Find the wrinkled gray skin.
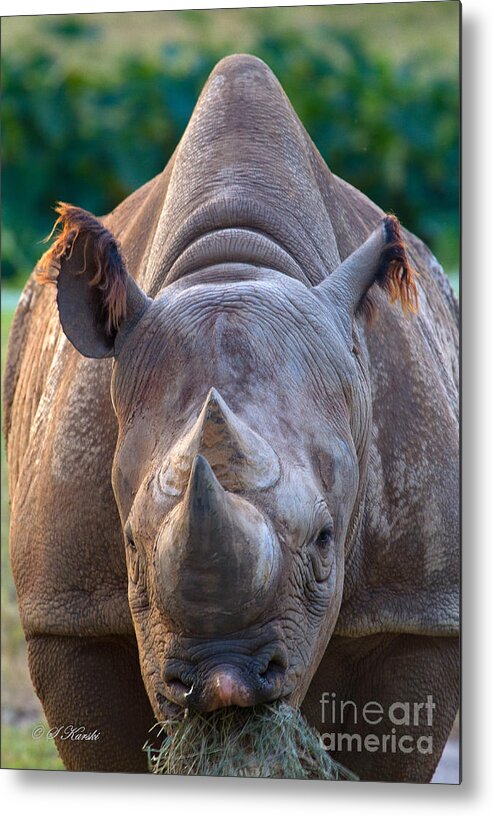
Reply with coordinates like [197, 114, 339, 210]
[3, 56, 459, 780]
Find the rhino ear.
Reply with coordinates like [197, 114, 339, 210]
[36, 203, 151, 358]
[314, 215, 418, 338]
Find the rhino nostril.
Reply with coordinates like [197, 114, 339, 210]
[163, 665, 194, 702]
[258, 651, 288, 684]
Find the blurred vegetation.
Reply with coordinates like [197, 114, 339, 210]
[1, 723, 64, 771]
[2, 4, 459, 289]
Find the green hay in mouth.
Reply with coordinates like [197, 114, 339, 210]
[144, 702, 358, 780]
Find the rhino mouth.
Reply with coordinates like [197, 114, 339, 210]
[150, 631, 291, 716]
[162, 653, 288, 713]
[155, 692, 183, 721]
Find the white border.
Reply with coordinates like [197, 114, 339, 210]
[2, 0, 493, 813]
[1, 0, 451, 17]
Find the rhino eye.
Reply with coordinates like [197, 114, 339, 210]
[315, 524, 334, 550]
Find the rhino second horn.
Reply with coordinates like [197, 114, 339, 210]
[158, 388, 280, 496]
[157, 454, 280, 633]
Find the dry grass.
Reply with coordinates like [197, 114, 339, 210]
[145, 702, 357, 780]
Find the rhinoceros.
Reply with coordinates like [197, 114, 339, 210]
[3, 54, 459, 781]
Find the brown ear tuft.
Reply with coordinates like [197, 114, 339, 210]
[357, 215, 419, 325]
[36, 202, 127, 334]
[377, 214, 419, 313]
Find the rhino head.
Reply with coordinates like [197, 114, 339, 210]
[37, 201, 416, 719]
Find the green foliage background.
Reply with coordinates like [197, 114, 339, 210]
[2, 3, 459, 290]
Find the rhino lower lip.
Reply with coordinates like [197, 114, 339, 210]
[155, 692, 183, 720]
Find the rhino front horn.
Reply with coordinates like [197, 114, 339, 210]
[157, 454, 280, 634]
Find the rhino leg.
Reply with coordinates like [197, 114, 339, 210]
[27, 635, 155, 772]
[302, 633, 459, 783]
